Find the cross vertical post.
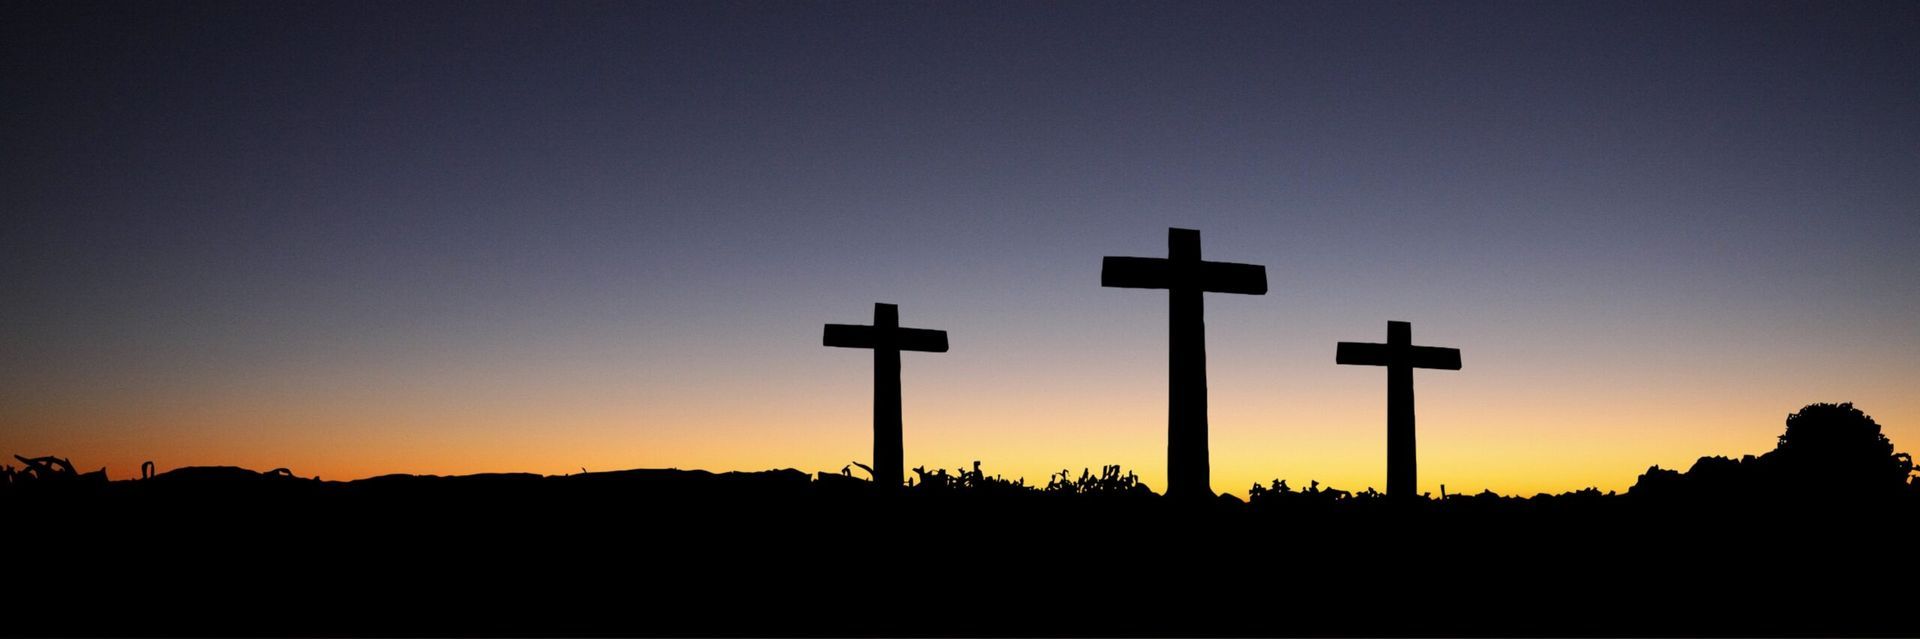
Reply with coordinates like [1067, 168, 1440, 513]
[1387, 321, 1415, 499]
[871, 304, 902, 490]
[1166, 230, 1208, 500]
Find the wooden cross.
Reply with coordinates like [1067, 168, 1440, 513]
[823, 303, 949, 489]
[1336, 320, 1461, 500]
[1102, 228, 1267, 498]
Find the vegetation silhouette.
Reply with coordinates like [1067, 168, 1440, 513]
[5, 402, 1916, 636]
[1629, 402, 1917, 506]
[1047, 464, 1153, 497]
[9, 454, 107, 483]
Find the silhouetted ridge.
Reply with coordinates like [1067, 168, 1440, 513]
[151, 466, 311, 481]
[5, 403, 1917, 635]
[564, 467, 810, 484]
[358, 471, 544, 482]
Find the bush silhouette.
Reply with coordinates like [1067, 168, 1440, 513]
[1045, 465, 1151, 496]
[1630, 402, 1914, 502]
[1767, 402, 1912, 492]
[1246, 478, 1381, 508]
[910, 461, 1031, 496]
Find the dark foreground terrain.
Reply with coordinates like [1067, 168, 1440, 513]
[6, 463, 1916, 637]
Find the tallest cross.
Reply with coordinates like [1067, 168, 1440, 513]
[1102, 228, 1268, 499]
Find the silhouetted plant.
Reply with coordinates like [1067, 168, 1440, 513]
[1767, 402, 1911, 491]
[9, 454, 106, 482]
[1044, 465, 1149, 496]
[1247, 479, 1380, 507]
[1903, 452, 1919, 495]
[1629, 402, 1913, 502]
[910, 461, 1029, 495]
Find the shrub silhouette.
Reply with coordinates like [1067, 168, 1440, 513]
[1630, 402, 1914, 502]
[8, 454, 107, 483]
[910, 461, 1030, 496]
[1044, 465, 1151, 496]
[1767, 402, 1912, 492]
[1246, 478, 1380, 507]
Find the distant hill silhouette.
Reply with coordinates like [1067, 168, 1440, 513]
[4, 402, 1916, 635]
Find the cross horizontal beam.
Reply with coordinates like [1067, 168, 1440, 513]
[1335, 343, 1461, 370]
[1101, 257, 1267, 295]
[823, 325, 949, 353]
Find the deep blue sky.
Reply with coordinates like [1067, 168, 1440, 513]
[4, 1, 1917, 491]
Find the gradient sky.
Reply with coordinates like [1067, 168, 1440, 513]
[5, 0, 1917, 496]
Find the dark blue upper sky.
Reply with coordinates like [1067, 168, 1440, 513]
[4, 1, 1917, 489]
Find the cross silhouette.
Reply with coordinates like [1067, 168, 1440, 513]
[1336, 320, 1461, 500]
[1102, 228, 1267, 498]
[823, 303, 948, 489]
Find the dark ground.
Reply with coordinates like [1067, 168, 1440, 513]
[6, 465, 1914, 637]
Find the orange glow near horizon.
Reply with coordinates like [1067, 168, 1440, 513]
[9, 331, 1916, 498]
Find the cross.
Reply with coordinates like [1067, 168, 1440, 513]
[1336, 320, 1461, 500]
[1102, 228, 1267, 499]
[823, 303, 949, 489]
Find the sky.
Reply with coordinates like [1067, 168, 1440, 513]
[4, 0, 1918, 496]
